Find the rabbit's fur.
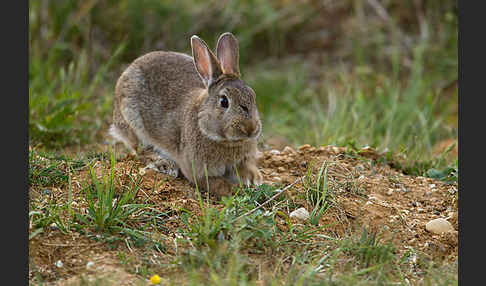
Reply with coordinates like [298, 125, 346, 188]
[109, 32, 263, 198]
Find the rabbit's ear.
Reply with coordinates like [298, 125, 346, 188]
[216, 32, 241, 77]
[191, 35, 223, 88]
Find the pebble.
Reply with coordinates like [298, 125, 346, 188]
[282, 146, 297, 155]
[86, 261, 95, 270]
[386, 189, 394, 196]
[289, 207, 310, 221]
[269, 149, 281, 155]
[298, 144, 311, 151]
[55, 260, 63, 268]
[49, 223, 58, 230]
[425, 218, 454, 234]
[284, 157, 295, 164]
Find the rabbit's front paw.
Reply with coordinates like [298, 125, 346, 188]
[140, 147, 179, 177]
[239, 163, 263, 187]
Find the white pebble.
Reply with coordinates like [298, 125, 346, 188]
[282, 146, 296, 154]
[289, 207, 310, 221]
[269, 149, 281, 155]
[425, 218, 454, 234]
[86, 261, 95, 270]
[55, 260, 63, 268]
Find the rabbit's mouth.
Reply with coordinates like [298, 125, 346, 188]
[198, 119, 260, 144]
[222, 123, 261, 143]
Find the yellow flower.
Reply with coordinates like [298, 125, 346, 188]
[150, 274, 161, 285]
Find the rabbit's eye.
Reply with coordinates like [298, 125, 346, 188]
[240, 105, 249, 113]
[220, 95, 229, 109]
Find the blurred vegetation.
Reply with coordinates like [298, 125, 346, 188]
[29, 0, 457, 175]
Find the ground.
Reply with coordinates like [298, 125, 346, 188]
[29, 143, 457, 285]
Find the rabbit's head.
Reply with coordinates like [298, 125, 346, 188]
[191, 33, 261, 143]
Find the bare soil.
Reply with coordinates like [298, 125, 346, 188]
[29, 144, 458, 285]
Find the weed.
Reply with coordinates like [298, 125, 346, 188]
[77, 148, 146, 233]
[302, 161, 334, 226]
[341, 227, 396, 269]
[29, 148, 70, 188]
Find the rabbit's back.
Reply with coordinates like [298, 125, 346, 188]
[129, 51, 204, 105]
[115, 51, 204, 152]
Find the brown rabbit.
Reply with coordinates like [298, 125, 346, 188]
[109, 32, 263, 198]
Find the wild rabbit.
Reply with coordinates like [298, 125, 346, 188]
[109, 32, 263, 198]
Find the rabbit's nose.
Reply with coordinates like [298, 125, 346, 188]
[243, 120, 257, 137]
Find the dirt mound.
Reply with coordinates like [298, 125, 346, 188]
[29, 144, 458, 284]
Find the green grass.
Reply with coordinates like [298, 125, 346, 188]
[302, 161, 334, 226]
[78, 148, 146, 233]
[248, 44, 455, 161]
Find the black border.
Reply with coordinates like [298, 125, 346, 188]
[459, 0, 480, 285]
[5, 0, 29, 283]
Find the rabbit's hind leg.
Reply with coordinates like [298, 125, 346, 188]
[108, 123, 138, 156]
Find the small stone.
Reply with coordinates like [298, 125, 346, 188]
[425, 218, 454, 234]
[332, 146, 340, 153]
[284, 157, 295, 164]
[49, 223, 58, 230]
[386, 189, 394, 196]
[269, 149, 281, 155]
[289, 207, 310, 221]
[55, 260, 63, 268]
[298, 144, 311, 151]
[86, 261, 95, 270]
[429, 184, 436, 189]
[282, 146, 297, 155]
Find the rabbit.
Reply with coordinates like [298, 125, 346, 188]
[109, 32, 263, 199]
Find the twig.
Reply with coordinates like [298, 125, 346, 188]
[234, 177, 302, 221]
[366, 0, 391, 22]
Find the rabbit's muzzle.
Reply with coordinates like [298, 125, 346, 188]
[240, 119, 259, 138]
